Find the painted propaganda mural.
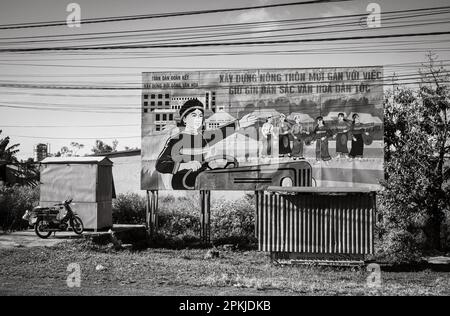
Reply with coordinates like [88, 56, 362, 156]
[141, 67, 384, 191]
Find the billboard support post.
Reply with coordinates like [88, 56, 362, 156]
[200, 190, 211, 245]
[254, 191, 259, 239]
[146, 190, 159, 237]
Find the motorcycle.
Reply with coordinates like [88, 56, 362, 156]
[22, 199, 84, 239]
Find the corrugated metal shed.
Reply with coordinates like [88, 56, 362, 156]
[256, 187, 377, 258]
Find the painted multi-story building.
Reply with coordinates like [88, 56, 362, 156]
[153, 109, 177, 132]
[142, 92, 171, 113]
[142, 91, 220, 132]
[170, 96, 207, 111]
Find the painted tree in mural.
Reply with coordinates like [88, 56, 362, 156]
[381, 53, 450, 262]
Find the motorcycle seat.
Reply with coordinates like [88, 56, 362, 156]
[33, 206, 49, 211]
[33, 207, 59, 214]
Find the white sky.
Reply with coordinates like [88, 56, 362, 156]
[0, 0, 449, 159]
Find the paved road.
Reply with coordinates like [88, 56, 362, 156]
[0, 230, 82, 249]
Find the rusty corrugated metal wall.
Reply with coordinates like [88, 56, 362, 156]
[256, 192, 375, 255]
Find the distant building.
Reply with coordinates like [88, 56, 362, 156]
[34, 143, 49, 162]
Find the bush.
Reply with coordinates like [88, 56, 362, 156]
[376, 227, 423, 264]
[112, 193, 146, 225]
[379, 74, 450, 262]
[112, 192, 256, 248]
[210, 195, 256, 244]
[0, 184, 39, 232]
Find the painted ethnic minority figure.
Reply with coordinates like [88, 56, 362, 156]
[261, 117, 274, 158]
[290, 115, 309, 160]
[156, 99, 256, 189]
[349, 113, 370, 159]
[278, 113, 291, 157]
[313, 116, 333, 162]
[334, 112, 351, 158]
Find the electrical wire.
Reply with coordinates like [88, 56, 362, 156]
[1, 30, 450, 53]
[0, 0, 353, 30]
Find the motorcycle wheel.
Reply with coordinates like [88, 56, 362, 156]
[71, 216, 84, 235]
[35, 219, 52, 239]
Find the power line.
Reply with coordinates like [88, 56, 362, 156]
[0, 78, 446, 114]
[0, 70, 440, 87]
[0, 69, 447, 91]
[5, 39, 450, 62]
[3, 10, 449, 47]
[1, 30, 450, 52]
[7, 134, 140, 139]
[0, 0, 353, 30]
[4, 19, 450, 51]
[0, 124, 138, 128]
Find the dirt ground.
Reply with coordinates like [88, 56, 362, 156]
[0, 239, 448, 296]
[0, 230, 82, 249]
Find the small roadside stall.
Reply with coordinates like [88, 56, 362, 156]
[40, 157, 115, 231]
[256, 187, 377, 263]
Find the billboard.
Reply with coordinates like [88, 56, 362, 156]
[141, 67, 384, 191]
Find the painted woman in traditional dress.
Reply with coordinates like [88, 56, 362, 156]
[313, 116, 333, 162]
[334, 112, 350, 158]
[278, 113, 291, 157]
[290, 115, 309, 160]
[261, 117, 274, 158]
[349, 113, 370, 159]
[155, 99, 257, 189]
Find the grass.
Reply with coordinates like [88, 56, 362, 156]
[0, 239, 448, 296]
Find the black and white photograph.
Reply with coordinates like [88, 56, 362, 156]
[0, 0, 449, 301]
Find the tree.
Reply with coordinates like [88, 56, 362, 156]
[0, 130, 19, 163]
[56, 142, 85, 157]
[0, 132, 38, 186]
[418, 53, 450, 251]
[380, 53, 450, 261]
[91, 139, 118, 154]
[70, 142, 85, 156]
[59, 146, 72, 157]
[0, 131, 20, 183]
